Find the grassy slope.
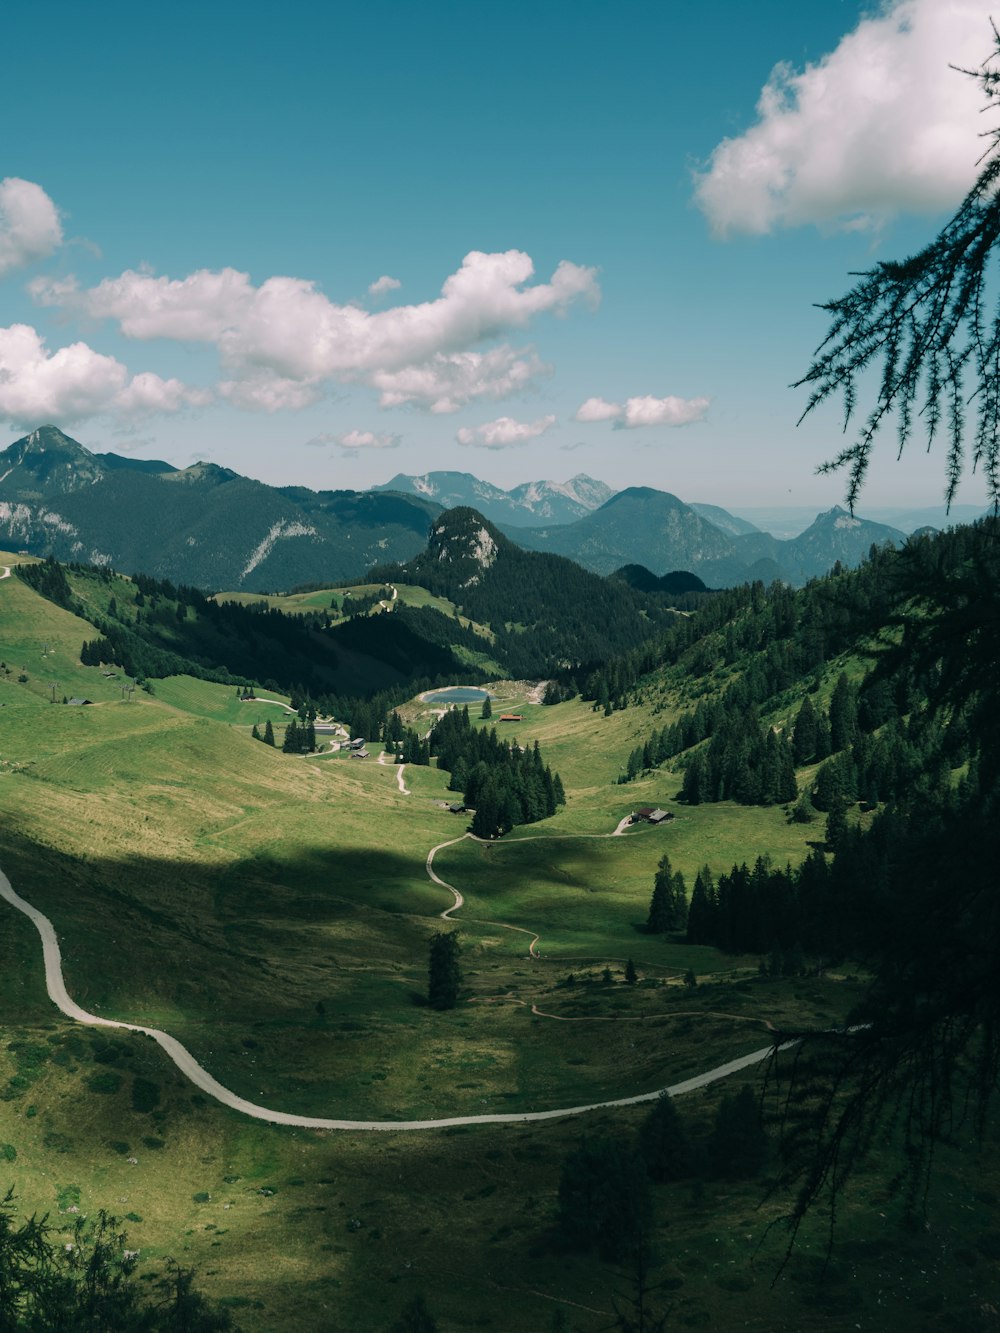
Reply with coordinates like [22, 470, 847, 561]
[1, 569, 992, 1331]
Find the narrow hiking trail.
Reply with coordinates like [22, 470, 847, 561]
[377, 751, 410, 793]
[0, 812, 793, 1131]
[426, 815, 634, 959]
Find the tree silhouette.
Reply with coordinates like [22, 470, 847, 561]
[772, 26, 1000, 1245]
[794, 30, 1000, 510]
[427, 931, 462, 1010]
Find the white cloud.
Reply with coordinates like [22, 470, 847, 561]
[695, 0, 992, 235]
[370, 346, 548, 413]
[217, 371, 321, 412]
[335, 429, 400, 450]
[0, 178, 63, 277]
[573, 393, 710, 428]
[368, 274, 401, 297]
[574, 396, 622, 422]
[619, 394, 710, 428]
[0, 323, 207, 427]
[456, 414, 557, 449]
[35, 249, 599, 413]
[32, 266, 254, 340]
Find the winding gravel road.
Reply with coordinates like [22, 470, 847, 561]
[0, 612, 786, 1130]
[0, 858, 790, 1130]
[0, 857, 789, 1129]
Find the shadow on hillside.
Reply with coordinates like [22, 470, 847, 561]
[0, 829, 454, 1021]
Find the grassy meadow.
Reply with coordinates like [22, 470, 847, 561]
[2, 561, 992, 1330]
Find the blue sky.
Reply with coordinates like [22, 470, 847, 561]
[1, 0, 994, 509]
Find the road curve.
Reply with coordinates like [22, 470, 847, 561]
[0, 860, 789, 1129]
[429, 832, 543, 956]
[0, 565, 11, 579]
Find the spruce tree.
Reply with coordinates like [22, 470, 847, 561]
[390, 1294, 438, 1333]
[792, 695, 818, 765]
[706, 1085, 769, 1180]
[686, 867, 716, 944]
[557, 1138, 651, 1261]
[263, 719, 275, 746]
[646, 857, 673, 933]
[829, 673, 858, 752]
[480, 695, 492, 720]
[638, 1091, 690, 1182]
[427, 932, 462, 1010]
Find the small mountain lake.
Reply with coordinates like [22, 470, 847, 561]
[421, 686, 491, 704]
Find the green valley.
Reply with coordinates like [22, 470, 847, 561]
[1, 529, 998, 1331]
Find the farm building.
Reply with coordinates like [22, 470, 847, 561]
[67, 697, 94, 706]
[498, 713, 523, 722]
[631, 807, 672, 825]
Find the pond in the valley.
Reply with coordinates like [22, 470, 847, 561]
[421, 686, 491, 704]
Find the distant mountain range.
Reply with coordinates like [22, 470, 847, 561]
[372, 470, 615, 526]
[0, 427, 953, 591]
[0, 427, 438, 589]
[508, 487, 909, 586]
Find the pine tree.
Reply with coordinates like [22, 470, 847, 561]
[427, 932, 462, 1010]
[638, 1091, 690, 1182]
[645, 858, 673, 933]
[829, 673, 858, 752]
[706, 1084, 769, 1180]
[686, 867, 716, 944]
[282, 719, 299, 753]
[251, 723, 260, 741]
[557, 1138, 651, 1261]
[480, 695, 492, 720]
[792, 695, 818, 765]
[390, 1294, 439, 1333]
[263, 719, 275, 746]
[624, 958, 638, 985]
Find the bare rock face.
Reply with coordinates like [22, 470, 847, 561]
[374, 470, 615, 525]
[427, 508, 505, 586]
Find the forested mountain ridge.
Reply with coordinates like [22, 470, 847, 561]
[368, 506, 677, 678]
[0, 426, 439, 590]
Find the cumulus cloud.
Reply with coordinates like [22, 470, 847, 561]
[574, 396, 622, 423]
[619, 394, 710, 428]
[0, 178, 63, 277]
[335, 428, 400, 450]
[573, 393, 710, 428]
[370, 345, 548, 413]
[0, 323, 208, 428]
[695, 0, 991, 235]
[456, 414, 557, 449]
[368, 274, 401, 298]
[35, 249, 599, 413]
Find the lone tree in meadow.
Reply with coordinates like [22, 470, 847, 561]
[427, 931, 462, 1010]
[480, 694, 492, 720]
[638, 1091, 691, 1183]
[556, 1137, 651, 1262]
